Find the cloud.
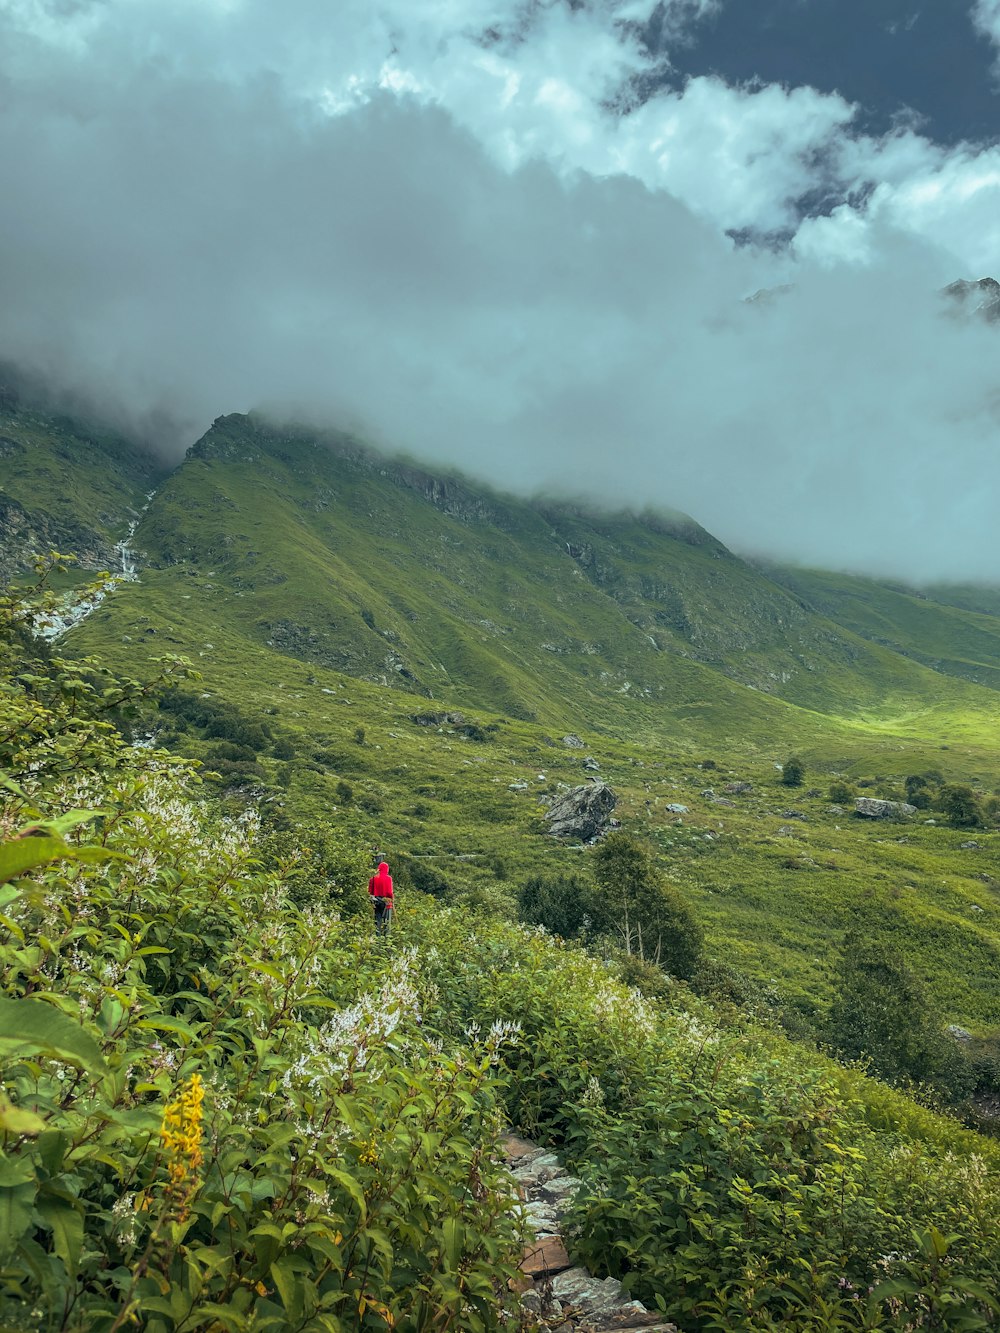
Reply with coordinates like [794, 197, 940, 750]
[3, 0, 1000, 582]
[973, 0, 1000, 50]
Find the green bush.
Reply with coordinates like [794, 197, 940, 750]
[781, 755, 805, 787]
[937, 784, 983, 828]
[403, 905, 1000, 1330]
[591, 831, 702, 979]
[517, 872, 595, 939]
[827, 930, 974, 1100]
[828, 779, 855, 804]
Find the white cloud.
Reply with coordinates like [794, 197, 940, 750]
[3, 0, 1000, 580]
[973, 0, 1000, 48]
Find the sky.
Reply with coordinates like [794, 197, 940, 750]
[3, 0, 1000, 581]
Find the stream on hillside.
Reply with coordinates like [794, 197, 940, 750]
[37, 489, 155, 640]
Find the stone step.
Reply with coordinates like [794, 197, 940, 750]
[502, 1130, 681, 1332]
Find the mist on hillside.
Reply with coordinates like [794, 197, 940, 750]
[3, 7, 1000, 583]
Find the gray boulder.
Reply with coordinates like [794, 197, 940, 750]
[544, 782, 617, 840]
[855, 797, 916, 820]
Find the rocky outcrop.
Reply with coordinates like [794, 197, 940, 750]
[854, 797, 916, 820]
[505, 1134, 677, 1332]
[943, 277, 1000, 322]
[412, 710, 465, 727]
[544, 782, 617, 840]
[0, 495, 113, 579]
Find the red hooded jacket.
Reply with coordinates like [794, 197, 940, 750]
[368, 862, 393, 902]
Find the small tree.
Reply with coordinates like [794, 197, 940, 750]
[827, 931, 970, 1097]
[518, 873, 594, 939]
[828, 780, 854, 804]
[781, 755, 805, 787]
[590, 831, 702, 978]
[937, 784, 982, 828]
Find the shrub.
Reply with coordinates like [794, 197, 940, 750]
[205, 740, 257, 763]
[403, 905, 1000, 1330]
[827, 930, 973, 1100]
[590, 831, 702, 979]
[937, 784, 983, 828]
[518, 872, 595, 938]
[828, 779, 855, 804]
[780, 755, 805, 786]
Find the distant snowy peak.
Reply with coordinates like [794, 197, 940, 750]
[942, 277, 1000, 323]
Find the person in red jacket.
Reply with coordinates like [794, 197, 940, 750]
[368, 860, 394, 937]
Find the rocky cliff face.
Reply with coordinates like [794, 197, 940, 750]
[0, 494, 116, 580]
[942, 277, 1000, 322]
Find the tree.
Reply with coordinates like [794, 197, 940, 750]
[781, 755, 805, 787]
[590, 831, 702, 978]
[517, 873, 595, 939]
[937, 784, 982, 828]
[827, 931, 970, 1097]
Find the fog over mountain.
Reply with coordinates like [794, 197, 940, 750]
[3, 0, 1000, 582]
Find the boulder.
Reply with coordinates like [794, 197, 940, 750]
[563, 733, 585, 748]
[411, 710, 464, 727]
[520, 1236, 572, 1277]
[544, 782, 617, 840]
[665, 803, 688, 814]
[724, 782, 752, 794]
[855, 797, 916, 820]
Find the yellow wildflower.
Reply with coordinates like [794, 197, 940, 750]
[160, 1073, 205, 1220]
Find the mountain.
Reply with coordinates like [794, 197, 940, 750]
[33, 408, 1000, 747]
[6, 397, 1000, 1042]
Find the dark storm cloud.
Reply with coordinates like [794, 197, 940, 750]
[2, 0, 1000, 581]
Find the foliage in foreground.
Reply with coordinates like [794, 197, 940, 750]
[402, 904, 1000, 1330]
[0, 572, 523, 1331]
[6, 566, 1000, 1330]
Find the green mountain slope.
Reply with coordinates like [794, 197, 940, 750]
[70, 412, 1000, 752]
[12, 404, 1000, 1050]
[769, 563, 1000, 690]
[0, 375, 165, 578]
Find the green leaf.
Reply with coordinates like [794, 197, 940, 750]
[33, 809, 105, 838]
[135, 1015, 199, 1041]
[0, 837, 72, 885]
[36, 1194, 84, 1276]
[0, 1092, 46, 1136]
[0, 1155, 37, 1259]
[270, 1257, 304, 1319]
[0, 834, 115, 885]
[0, 997, 108, 1076]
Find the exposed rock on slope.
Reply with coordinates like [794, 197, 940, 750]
[544, 782, 617, 840]
[854, 797, 917, 820]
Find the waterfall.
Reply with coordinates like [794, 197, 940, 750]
[37, 489, 155, 640]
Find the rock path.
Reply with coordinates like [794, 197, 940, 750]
[503, 1133, 678, 1332]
